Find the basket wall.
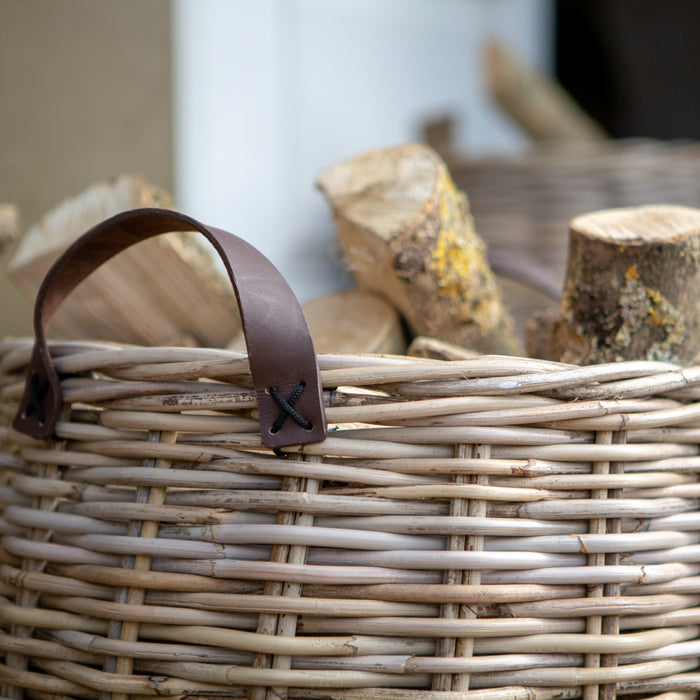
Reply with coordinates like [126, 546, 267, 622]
[1, 338, 699, 698]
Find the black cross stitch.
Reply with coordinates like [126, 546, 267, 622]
[269, 382, 312, 434]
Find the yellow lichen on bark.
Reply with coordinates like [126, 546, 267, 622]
[535, 205, 700, 364]
[429, 171, 501, 333]
[317, 142, 522, 356]
[614, 271, 685, 360]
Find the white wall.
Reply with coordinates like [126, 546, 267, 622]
[173, 0, 553, 302]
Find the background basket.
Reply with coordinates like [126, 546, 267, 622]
[454, 139, 700, 284]
[1, 209, 700, 699]
[450, 139, 700, 334]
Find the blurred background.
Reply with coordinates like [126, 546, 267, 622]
[1, 0, 699, 338]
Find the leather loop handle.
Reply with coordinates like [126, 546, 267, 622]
[13, 208, 327, 449]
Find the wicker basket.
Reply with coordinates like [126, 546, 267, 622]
[1, 209, 700, 699]
[453, 138, 700, 294]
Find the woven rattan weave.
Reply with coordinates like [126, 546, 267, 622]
[1, 209, 699, 699]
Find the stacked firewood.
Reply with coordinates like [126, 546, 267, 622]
[318, 143, 700, 366]
[8, 148, 700, 368]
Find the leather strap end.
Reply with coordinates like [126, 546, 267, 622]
[12, 347, 62, 440]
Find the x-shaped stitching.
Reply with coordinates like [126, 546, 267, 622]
[269, 383, 312, 434]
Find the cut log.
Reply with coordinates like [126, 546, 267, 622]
[7, 175, 241, 347]
[0, 204, 19, 254]
[485, 41, 606, 143]
[316, 143, 523, 356]
[407, 336, 480, 361]
[229, 289, 406, 355]
[527, 204, 700, 364]
[302, 289, 406, 354]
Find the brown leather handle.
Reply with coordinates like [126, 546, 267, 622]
[13, 208, 327, 449]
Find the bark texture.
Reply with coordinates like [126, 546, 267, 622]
[317, 143, 522, 356]
[527, 204, 700, 364]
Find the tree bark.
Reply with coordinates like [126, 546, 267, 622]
[527, 204, 700, 364]
[317, 143, 522, 356]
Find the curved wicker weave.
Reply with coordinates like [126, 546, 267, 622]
[1, 337, 699, 698]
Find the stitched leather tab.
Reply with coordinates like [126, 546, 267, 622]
[13, 208, 327, 448]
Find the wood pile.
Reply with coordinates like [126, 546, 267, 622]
[7, 175, 242, 347]
[7, 148, 698, 370]
[319, 145, 700, 368]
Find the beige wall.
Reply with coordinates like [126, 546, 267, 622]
[0, 0, 173, 336]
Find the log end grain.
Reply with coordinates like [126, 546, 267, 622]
[229, 289, 406, 356]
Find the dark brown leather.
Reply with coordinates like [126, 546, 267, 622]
[13, 208, 327, 449]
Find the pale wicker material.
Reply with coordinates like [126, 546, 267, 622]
[1, 338, 699, 699]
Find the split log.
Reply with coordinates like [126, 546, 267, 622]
[229, 289, 406, 355]
[486, 41, 606, 143]
[7, 175, 241, 347]
[316, 143, 523, 356]
[527, 204, 700, 364]
[0, 204, 19, 254]
[407, 336, 480, 361]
